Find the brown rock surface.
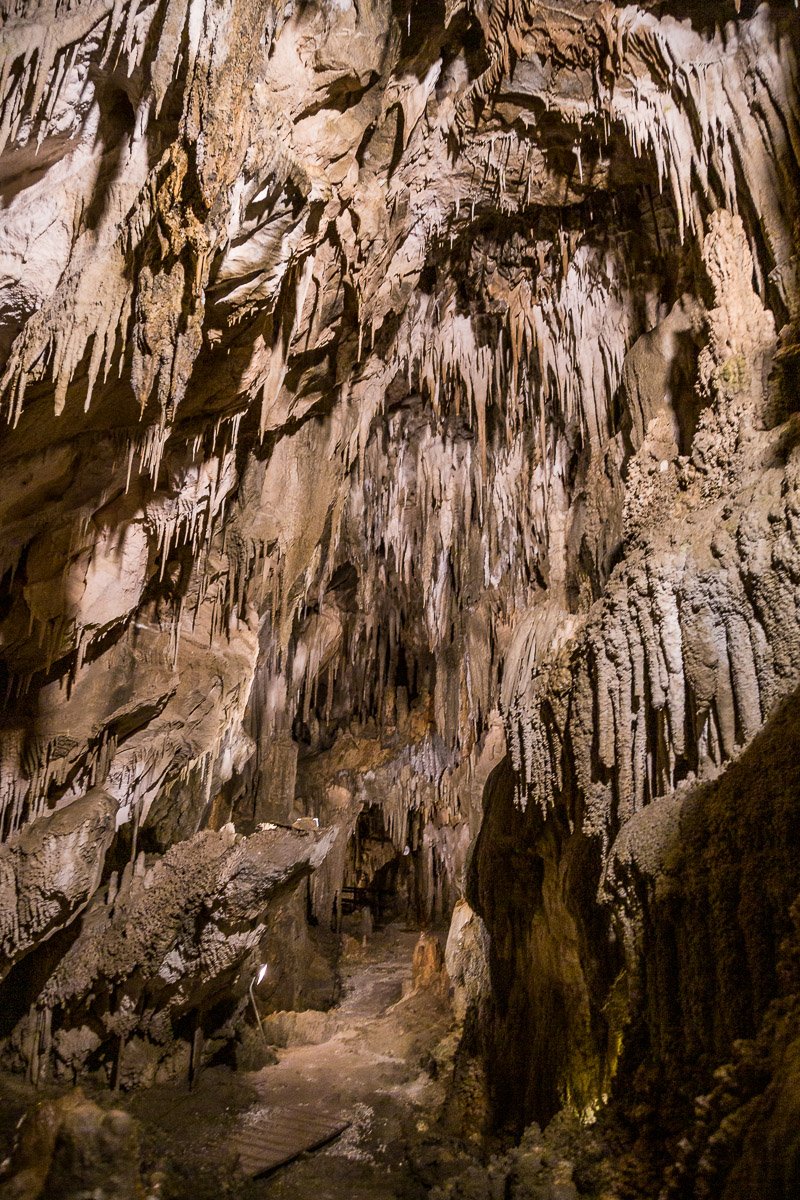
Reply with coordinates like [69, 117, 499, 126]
[0, 1089, 144, 1200]
[0, 0, 799, 1194]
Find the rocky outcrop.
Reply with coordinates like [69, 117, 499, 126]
[0, 788, 116, 978]
[5, 821, 335, 1085]
[465, 210, 800, 1144]
[0, 1090, 145, 1200]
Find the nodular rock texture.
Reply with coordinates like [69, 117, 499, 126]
[0, 0, 800, 1192]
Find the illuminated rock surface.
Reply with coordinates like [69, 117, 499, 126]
[0, 0, 799, 1195]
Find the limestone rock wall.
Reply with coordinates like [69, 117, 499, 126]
[0, 0, 799, 1178]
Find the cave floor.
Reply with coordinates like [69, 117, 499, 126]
[0, 925, 455, 1199]
[238, 925, 453, 1200]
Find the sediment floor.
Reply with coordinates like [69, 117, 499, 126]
[0, 926, 455, 1199]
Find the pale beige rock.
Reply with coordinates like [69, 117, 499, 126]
[0, 789, 117, 978]
[0, 5, 797, 1174]
[445, 900, 490, 1022]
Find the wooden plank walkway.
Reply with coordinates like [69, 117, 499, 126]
[233, 1106, 351, 1178]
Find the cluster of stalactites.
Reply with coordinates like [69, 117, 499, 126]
[603, 2, 800, 301]
[3, 0, 799, 854]
[500, 210, 795, 833]
[501, 496, 800, 836]
[254, 208, 673, 763]
[395, 238, 638, 456]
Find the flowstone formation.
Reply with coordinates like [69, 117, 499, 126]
[0, 0, 799, 1193]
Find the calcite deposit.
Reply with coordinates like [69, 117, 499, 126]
[0, 0, 799, 1193]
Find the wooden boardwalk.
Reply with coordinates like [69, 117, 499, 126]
[233, 1105, 351, 1178]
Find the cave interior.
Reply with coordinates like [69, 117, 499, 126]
[0, 0, 800, 1196]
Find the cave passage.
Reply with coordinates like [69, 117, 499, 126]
[1, 0, 800, 1196]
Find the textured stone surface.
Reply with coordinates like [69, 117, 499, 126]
[0, 788, 116, 978]
[0, 1089, 144, 1200]
[0, 0, 799, 1192]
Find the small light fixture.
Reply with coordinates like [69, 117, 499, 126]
[249, 964, 269, 1043]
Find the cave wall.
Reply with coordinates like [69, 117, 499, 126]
[0, 1, 799, 1175]
[468, 754, 621, 1132]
